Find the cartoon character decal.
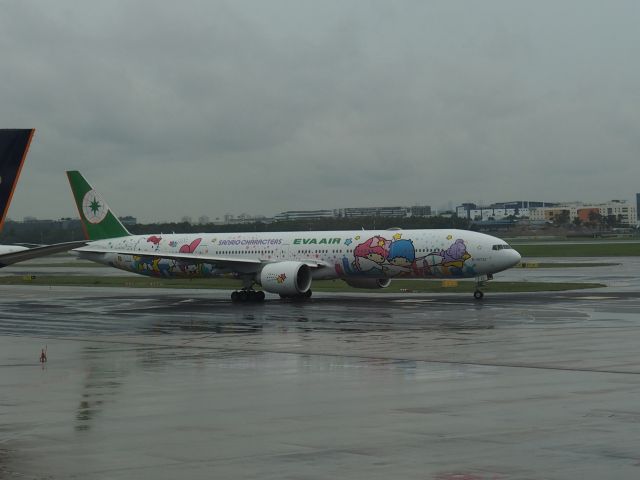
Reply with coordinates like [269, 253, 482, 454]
[352, 236, 391, 274]
[336, 235, 474, 278]
[179, 238, 202, 254]
[145, 235, 162, 252]
[413, 238, 473, 277]
[384, 239, 416, 276]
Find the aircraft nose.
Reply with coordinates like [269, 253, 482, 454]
[508, 248, 522, 267]
[495, 247, 521, 271]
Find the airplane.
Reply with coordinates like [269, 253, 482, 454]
[67, 170, 522, 301]
[0, 129, 85, 267]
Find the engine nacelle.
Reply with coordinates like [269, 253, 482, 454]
[260, 261, 312, 295]
[343, 278, 391, 289]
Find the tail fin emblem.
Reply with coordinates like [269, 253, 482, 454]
[82, 190, 108, 224]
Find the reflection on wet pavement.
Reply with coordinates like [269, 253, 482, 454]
[2, 275, 640, 478]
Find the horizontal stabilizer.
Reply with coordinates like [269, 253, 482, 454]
[0, 240, 87, 268]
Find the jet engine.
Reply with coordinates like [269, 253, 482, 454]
[343, 278, 391, 289]
[260, 261, 312, 295]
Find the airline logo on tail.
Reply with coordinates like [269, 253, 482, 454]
[82, 190, 108, 224]
[67, 170, 131, 240]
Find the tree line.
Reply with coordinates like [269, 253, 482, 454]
[0, 215, 472, 245]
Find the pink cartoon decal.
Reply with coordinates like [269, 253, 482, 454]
[147, 235, 162, 245]
[353, 236, 391, 274]
[276, 273, 287, 284]
[179, 238, 202, 254]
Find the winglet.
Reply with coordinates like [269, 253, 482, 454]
[0, 129, 35, 231]
[66, 171, 131, 240]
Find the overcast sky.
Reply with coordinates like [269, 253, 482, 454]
[2, 0, 639, 222]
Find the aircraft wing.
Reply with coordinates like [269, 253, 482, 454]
[0, 240, 88, 267]
[73, 246, 329, 269]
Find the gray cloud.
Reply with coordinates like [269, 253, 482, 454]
[1, 0, 639, 222]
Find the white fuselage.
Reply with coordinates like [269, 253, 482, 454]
[75, 229, 521, 281]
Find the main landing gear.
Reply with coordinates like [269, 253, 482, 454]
[231, 276, 265, 303]
[231, 289, 265, 303]
[474, 274, 493, 301]
[279, 290, 312, 301]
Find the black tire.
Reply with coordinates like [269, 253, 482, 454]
[304, 289, 312, 298]
[231, 291, 239, 302]
[473, 290, 484, 300]
[255, 291, 265, 302]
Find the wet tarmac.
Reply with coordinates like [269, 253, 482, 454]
[2, 263, 640, 479]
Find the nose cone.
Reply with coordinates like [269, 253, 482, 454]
[509, 248, 522, 267]
[493, 247, 521, 272]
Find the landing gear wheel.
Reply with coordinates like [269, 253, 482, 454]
[254, 290, 265, 302]
[231, 291, 240, 302]
[304, 289, 312, 298]
[473, 290, 484, 300]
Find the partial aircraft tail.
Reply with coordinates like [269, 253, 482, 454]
[0, 129, 35, 231]
[66, 171, 131, 240]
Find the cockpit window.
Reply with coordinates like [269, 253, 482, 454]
[492, 244, 513, 251]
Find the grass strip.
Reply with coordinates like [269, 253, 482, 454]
[0, 275, 605, 293]
[19, 262, 107, 268]
[515, 243, 640, 257]
[517, 262, 619, 268]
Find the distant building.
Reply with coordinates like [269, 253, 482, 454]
[274, 210, 336, 221]
[220, 213, 270, 224]
[457, 199, 637, 227]
[456, 201, 555, 221]
[409, 205, 432, 217]
[576, 208, 600, 223]
[636, 193, 640, 221]
[342, 206, 408, 218]
[529, 200, 637, 226]
[273, 205, 431, 221]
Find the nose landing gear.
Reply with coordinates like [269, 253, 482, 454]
[474, 274, 493, 300]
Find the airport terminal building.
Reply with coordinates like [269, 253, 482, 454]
[528, 200, 638, 227]
[457, 200, 638, 227]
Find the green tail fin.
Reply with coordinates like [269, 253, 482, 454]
[66, 171, 131, 240]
